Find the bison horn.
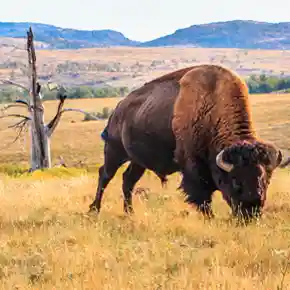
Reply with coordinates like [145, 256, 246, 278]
[216, 149, 234, 172]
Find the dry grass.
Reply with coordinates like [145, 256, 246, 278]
[0, 169, 289, 289]
[0, 94, 290, 289]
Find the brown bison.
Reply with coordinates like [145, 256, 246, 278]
[89, 64, 282, 219]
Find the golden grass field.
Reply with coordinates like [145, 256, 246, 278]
[0, 93, 290, 289]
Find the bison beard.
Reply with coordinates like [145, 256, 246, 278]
[89, 64, 282, 222]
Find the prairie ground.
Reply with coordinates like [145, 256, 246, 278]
[0, 94, 290, 289]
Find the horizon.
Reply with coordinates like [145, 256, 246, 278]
[1, 19, 290, 43]
[1, 0, 290, 42]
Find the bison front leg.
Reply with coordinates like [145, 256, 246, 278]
[122, 162, 145, 214]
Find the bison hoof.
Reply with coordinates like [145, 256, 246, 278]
[202, 211, 215, 220]
[196, 204, 215, 219]
[233, 211, 262, 226]
[88, 204, 100, 214]
[124, 206, 134, 215]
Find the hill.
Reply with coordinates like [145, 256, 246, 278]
[2, 20, 290, 49]
[0, 22, 139, 49]
[141, 20, 290, 49]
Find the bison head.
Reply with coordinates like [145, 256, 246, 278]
[213, 140, 282, 220]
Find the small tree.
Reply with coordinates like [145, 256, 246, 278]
[0, 27, 99, 171]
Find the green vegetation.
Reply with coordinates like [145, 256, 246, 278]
[247, 74, 290, 94]
[0, 85, 130, 103]
[83, 106, 113, 121]
[0, 163, 95, 178]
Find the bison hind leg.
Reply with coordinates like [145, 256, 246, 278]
[89, 143, 128, 213]
[122, 162, 145, 214]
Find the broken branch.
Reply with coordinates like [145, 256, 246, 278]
[0, 114, 30, 149]
[46, 94, 67, 137]
[9, 121, 29, 145]
[46, 97, 99, 137]
[0, 114, 31, 121]
[0, 79, 30, 92]
[1, 103, 29, 112]
[61, 108, 99, 119]
[8, 118, 30, 129]
[54, 155, 67, 168]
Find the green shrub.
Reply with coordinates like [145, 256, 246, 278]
[83, 107, 113, 121]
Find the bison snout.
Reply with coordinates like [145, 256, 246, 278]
[242, 186, 265, 202]
[241, 193, 264, 204]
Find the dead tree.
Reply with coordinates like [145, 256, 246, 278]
[0, 27, 99, 171]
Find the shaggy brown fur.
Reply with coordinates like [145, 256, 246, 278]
[172, 65, 282, 219]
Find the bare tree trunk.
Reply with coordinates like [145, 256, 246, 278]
[27, 28, 51, 170]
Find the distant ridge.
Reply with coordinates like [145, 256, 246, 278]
[139, 20, 290, 49]
[1, 20, 290, 49]
[0, 21, 140, 49]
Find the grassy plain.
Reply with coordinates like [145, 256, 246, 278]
[0, 94, 290, 289]
[2, 45, 290, 88]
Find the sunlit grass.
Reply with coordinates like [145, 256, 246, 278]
[0, 167, 289, 289]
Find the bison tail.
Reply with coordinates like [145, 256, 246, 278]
[100, 126, 109, 142]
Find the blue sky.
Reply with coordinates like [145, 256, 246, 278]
[1, 0, 290, 41]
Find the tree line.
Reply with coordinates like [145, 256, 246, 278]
[1, 74, 290, 103]
[247, 74, 290, 94]
[0, 85, 130, 103]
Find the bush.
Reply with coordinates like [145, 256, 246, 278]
[98, 107, 110, 119]
[83, 107, 113, 121]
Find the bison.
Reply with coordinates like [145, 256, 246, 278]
[89, 64, 282, 220]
